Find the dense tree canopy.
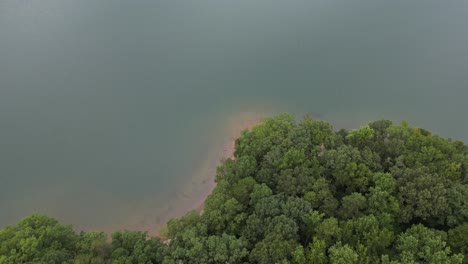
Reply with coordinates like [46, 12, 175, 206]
[1, 114, 467, 263]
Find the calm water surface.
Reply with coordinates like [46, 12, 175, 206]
[1, 0, 467, 231]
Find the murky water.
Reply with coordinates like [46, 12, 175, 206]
[1, 0, 467, 232]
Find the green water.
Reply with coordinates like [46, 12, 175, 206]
[1, 0, 467, 231]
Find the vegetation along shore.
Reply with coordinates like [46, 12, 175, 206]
[1, 113, 467, 263]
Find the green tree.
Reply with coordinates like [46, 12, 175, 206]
[111, 230, 164, 264]
[307, 239, 328, 264]
[448, 223, 468, 263]
[394, 224, 463, 264]
[304, 178, 339, 217]
[291, 245, 306, 264]
[396, 167, 450, 225]
[315, 218, 341, 247]
[250, 234, 296, 264]
[328, 242, 358, 264]
[0, 214, 77, 264]
[339, 192, 366, 219]
[75, 231, 111, 264]
[1, 114, 467, 264]
[346, 125, 375, 149]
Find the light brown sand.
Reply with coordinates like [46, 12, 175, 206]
[142, 111, 371, 237]
[125, 112, 266, 237]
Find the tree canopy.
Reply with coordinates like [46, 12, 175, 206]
[1, 114, 467, 263]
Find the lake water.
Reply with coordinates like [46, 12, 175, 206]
[1, 0, 467, 232]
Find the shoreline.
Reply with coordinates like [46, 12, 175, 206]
[128, 113, 265, 237]
[69, 111, 349, 236]
[151, 115, 263, 237]
[69, 111, 366, 237]
[189, 116, 263, 215]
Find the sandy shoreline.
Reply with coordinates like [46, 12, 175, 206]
[153, 114, 263, 237]
[68, 111, 367, 236]
[189, 116, 263, 212]
[120, 112, 266, 237]
[143, 111, 368, 237]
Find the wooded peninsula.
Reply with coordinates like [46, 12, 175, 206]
[1, 114, 467, 263]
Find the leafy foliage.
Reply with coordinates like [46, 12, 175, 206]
[1, 114, 467, 263]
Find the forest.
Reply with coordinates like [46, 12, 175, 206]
[1, 113, 467, 264]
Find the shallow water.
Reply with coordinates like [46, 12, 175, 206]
[1, 0, 467, 232]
